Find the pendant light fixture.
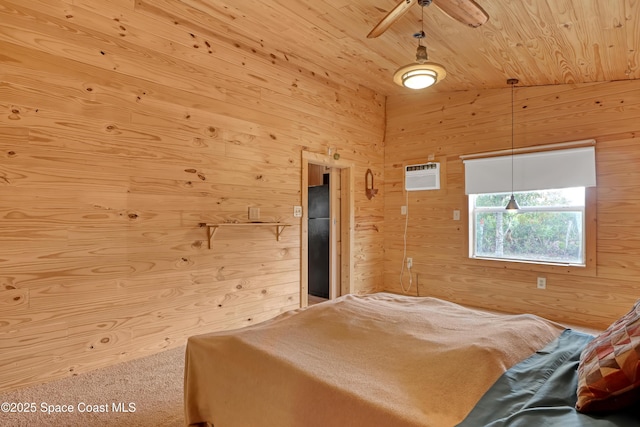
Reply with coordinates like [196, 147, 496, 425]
[505, 78, 520, 212]
[393, 0, 446, 90]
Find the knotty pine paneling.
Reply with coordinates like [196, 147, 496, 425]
[0, 0, 385, 392]
[384, 80, 640, 330]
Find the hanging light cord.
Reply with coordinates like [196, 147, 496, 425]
[505, 78, 520, 211]
[420, 4, 424, 47]
[511, 81, 515, 195]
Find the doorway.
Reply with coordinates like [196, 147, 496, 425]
[300, 151, 354, 308]
[307, 168, 330, 302]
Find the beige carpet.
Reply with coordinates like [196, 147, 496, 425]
[0, 345, 185, 426]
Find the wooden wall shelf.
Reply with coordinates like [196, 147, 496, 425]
[199, 223, 290, 249]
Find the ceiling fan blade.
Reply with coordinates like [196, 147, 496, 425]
[367, 0, 418, 38]
[433, 0, 488, 28]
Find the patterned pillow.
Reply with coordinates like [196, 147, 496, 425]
[576, 300, 640, 413]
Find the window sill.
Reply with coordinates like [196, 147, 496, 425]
[463, 255, 596, 277]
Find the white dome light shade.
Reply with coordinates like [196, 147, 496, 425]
[393, 62, 447, 89]
[403, 69, 436, 89]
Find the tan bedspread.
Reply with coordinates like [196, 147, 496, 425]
[184, 293, 565, 427]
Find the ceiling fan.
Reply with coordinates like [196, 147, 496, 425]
[367, 0, 489, 38]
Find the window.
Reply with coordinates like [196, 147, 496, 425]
[469, 188, 585, 265]
[462, 142, 596, 268]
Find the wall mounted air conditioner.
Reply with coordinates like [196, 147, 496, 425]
[405, 162, 440, 191]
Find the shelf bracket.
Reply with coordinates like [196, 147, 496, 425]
[206, 225, 219, 249]
[276, 224, 287, 241]
[199, 222, 289, 249]
[199, 223, 219, 249]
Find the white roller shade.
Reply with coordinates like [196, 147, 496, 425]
[463, 145, 596, 195]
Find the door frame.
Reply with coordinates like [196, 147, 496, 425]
[301, 151, 354, 307]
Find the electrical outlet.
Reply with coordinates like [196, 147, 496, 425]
[293, 206, 302, 218]
[401, 206, 407, 215]
[453, 210, 461, 221]
[407, 258, 413, 269]
[537, 277, 547, 289]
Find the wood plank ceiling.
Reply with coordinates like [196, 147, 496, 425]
[194, 0, 640, 96]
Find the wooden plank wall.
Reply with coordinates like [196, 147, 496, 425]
[383, 80, 640, 330]
[0, 0, 386, 392]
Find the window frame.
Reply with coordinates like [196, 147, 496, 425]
[469, 189, 587, 265]
[460, 141, 598, 277]
[463, 188, 597, 277]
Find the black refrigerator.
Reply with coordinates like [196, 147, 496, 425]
[308, 184, 330, 299]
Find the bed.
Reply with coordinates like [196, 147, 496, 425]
[184, 293, 640, 427]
